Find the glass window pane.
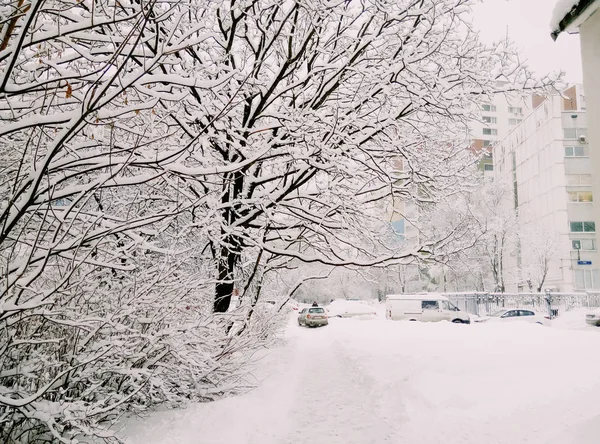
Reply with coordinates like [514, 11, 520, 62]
[566, 175, 579, 185]
[575, 270, 585, 289]
[580, 192, 593, 202]
[565, 146, 574, 156]
[568, 192, 578, 202]
[582, 239, 596, 250]
[571, 222, 584, 232]
[581, 175, 593, 185]
[575, 146, 586, 156]
[572, 240, 582, 250]
[593, 270, 600, 289]
[584, 222, 596, 232]
[422, 301, 439, 310]
[564, 128, 577, 139]
[585, 270, 593, 289]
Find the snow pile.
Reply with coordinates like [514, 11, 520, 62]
[550, 0, 580, 31]
[552, 307, 600, 330]
[326, 299, 378, 317]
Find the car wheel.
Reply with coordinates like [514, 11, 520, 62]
[536, 322, 543, 325]
[409, 319, 417, 322]
[452, 319, 463, 324]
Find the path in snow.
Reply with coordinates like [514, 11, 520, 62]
[120, 315, 600, 444]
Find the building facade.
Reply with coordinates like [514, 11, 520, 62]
[494, 86, 598, 292]
[552, 0, 600, 290]
[469, 91, 532, 177]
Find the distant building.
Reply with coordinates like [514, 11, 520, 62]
[468, 89, 532, 178]
[494, 85, 597, 291]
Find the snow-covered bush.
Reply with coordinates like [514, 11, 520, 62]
[0, 0, 283, 440]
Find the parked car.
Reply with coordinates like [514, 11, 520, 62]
[327, 299, 377, 318]
[585, 308, 600, 326]
[298, 307, 328, 327]
[385, 293, 470, 324]
[477, 309, 550, 326]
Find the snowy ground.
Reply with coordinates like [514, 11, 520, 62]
[120, 312, 600, 444]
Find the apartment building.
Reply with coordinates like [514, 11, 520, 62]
[494, 85, 597, 291]
[552, 0, 600, 291]
[469, 92, 532, 177]
[389, 92, 532, 284]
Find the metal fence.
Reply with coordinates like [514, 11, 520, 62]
[444, 292, 600, 318]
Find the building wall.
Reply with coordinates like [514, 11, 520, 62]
[470, 93, 531, 151]
[580, 10, 600, 290]
[494, 91, 599, 292]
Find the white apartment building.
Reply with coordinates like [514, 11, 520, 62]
[494, 85, 597, 292]
[469, 91, 532, 177]
[552, 0, 600, 291]
[388, 91, 533, 289]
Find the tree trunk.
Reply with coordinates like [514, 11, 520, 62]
[214, 243, 238, 313]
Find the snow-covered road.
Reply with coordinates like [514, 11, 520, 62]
[121, 315, 600, 444]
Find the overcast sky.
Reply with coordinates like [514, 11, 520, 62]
[471, 0, 583, 84]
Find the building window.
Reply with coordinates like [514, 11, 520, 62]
[564, 146, 588, 157]
[570, 221, 596, 233]
[566, 174, 593, 185]
[482, 104, 497, 112]
[483, 116, 497, 124]
[574, 269, 600, 290]
[391, 219, 405, 236]
[564, 128, 588, 139]
[508, 107, 523, 114]
[572, 239, 596, 251]
[568, 191, 594, 203]
[484, 164, 493, 171]
[482, 140, 492, 147]
[482, 128, 498, 135]
[508, 118, 523, 125]
[52, 198, 72, 206]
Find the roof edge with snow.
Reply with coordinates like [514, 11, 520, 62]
[551, 0, 600, 40]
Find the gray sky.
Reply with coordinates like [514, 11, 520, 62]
[472, 0, 583, 83]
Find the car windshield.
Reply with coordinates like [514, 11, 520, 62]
[309, 308, 325, 313]
[491, 310, 507, 317]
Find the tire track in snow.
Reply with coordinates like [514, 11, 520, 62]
[280, 323, 409, 444]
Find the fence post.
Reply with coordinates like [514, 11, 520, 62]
[545, 289, 552, 319]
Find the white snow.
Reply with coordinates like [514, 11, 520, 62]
[120, 315, 600, 444]
[326, 299, 378, 317]
[550, 0, 580, 31]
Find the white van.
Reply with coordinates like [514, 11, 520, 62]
[385, 293, 470, 324]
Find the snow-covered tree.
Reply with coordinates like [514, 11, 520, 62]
[167, 0, 551, 312]
[410, 174, 520, 293]
[519, 228, 559, 293]
[472, 180, 520, 292]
